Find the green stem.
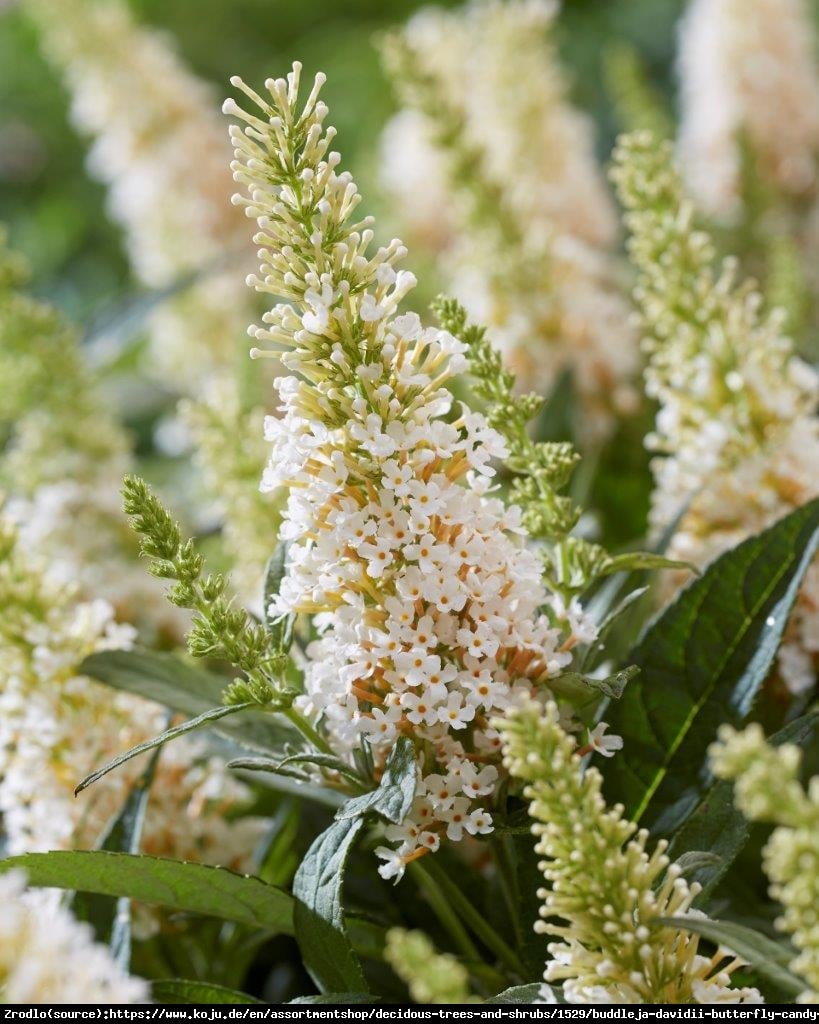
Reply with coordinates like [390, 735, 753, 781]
[422, 857, 525, 979]
[408, 860, 481, 965]
[490, 837, 523, 949]
[282, 707, 334, 755]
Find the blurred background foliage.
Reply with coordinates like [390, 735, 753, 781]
[0, 0, 686, 317]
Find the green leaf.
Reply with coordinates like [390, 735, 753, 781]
[264, 542, 295, 653]
[603, 499, 819, 833]
[80, 649, 293, 754]
[151, 980, 262, 1005]
[288, 995, 375, 1004]
[658, 917, 803, 999]
[293, 817, 368, 994]
[551, 665, 639, 702]
[667, 710, 819, 899]
[256, 800, 301, 889]
[336, 737, 418, 825]
[0, 852, 293, 934]
[291, 738, 417, 994]
[532, 365, 575, 443]
[228, 752, 364, 788]
[486, 984, 551, 1004]
[600, 551, 695, 577]
[75, 703, 254, 794]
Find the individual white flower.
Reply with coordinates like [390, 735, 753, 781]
[585, 722, 623, 759]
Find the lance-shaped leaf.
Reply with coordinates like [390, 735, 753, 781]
[0, 852, 294, 934]
[486, 984, 559, 1004]
[80, 648, 293, 753]
[228, 752, 365, 788]
[336, 737, 418, 824]
[151, 981, 262, 1005]
[293, 738, 418, 994]
[603, 499, 819, 834]
[293, 818, 368, 995]
[75, 703, 254, 794]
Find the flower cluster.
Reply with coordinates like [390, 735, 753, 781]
[678, 0, 819, 218]
[0, 515, 263, 877]
[613, 131, 819, 693]
[0, 872, 148, 1004]
[379, 0, 637, 440]
[498, 701, 763, 1004]
[226, 64, 599, 880]
[24, 0, 252, 386]
[384, 929, 476, 1004]
[710, 724, 819, 1002]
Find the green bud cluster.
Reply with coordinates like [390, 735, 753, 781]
[384, 928, 476, 1004]
[122, 475, 288, 706]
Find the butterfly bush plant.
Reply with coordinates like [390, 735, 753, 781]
[3, 0, 819, 1007]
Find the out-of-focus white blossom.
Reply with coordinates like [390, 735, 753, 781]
[614, 132, 819, 694]
[0, 238, 183, 637]
[0, 517, 263, 880]
[24, 0, 253, 386]
[379, 0, 637, 439]
[226, 64, 599, 881]
[678, 0, 819, 218]
[23, 0, 281, 611]
[0, 872, 148, 1004]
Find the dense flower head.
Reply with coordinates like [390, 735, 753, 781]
[378, 0, 637, 439]
[24, 0, 253, 386]
[678, 0, 819, 218]
[711, 724, 819, 1002]
[0, 872, 148, 1003]
[498, 702, 763, 1004]
[0, 516, 263, 878]
[613, 130, 819, 693]
[226, 63, 598, 879]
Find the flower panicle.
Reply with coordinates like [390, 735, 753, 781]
[384, 928, 476, 1004]
[24, 0, 251, 384]
[612, 129, 816, 462]
[497, 702, 762, 1004]
[377, 1, 638, 440]
[613, 130, 819, 696]
[226, 68, 601, 877]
